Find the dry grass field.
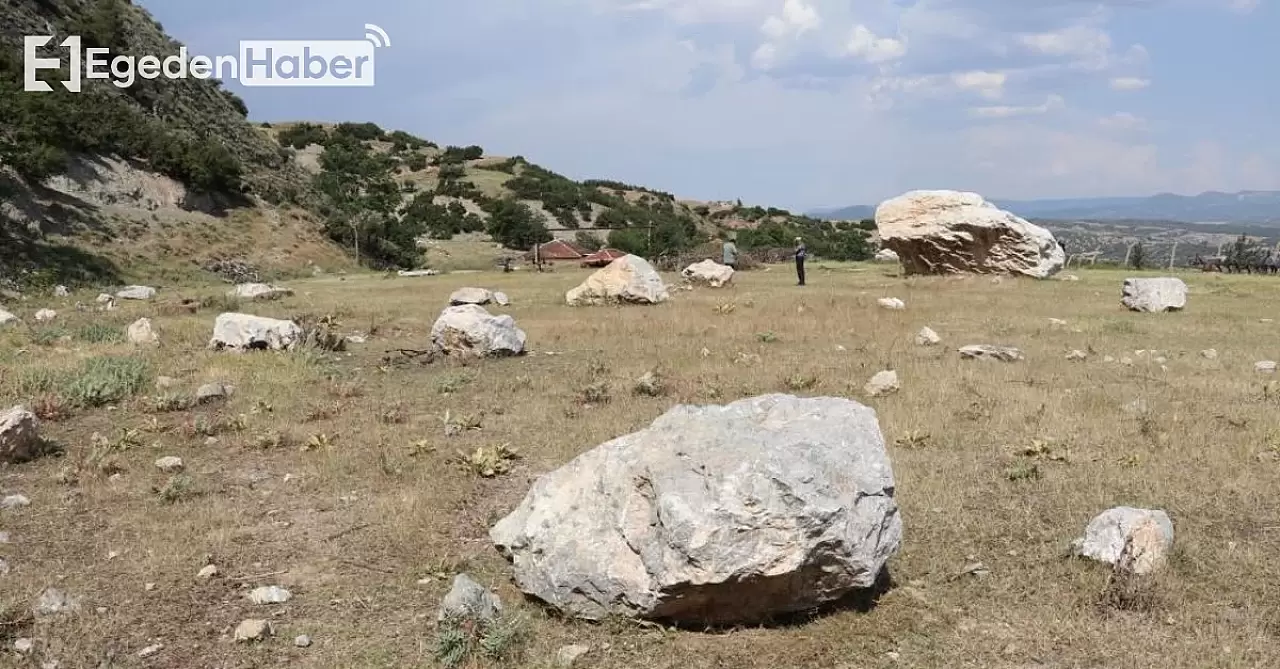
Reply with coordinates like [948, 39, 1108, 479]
[3, 263, 1280, 668]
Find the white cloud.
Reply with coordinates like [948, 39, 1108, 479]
[846, 24, 906, 63]
[751, 42, 778, 69]
[952, 70, 1006, 99]
[969, 94, 1064, 118]
[1228, 0, 1260, 13]
[1098, 112, 1146, 130]
[1109, 76, 1150, 90]
[1019, 25, 1111, 58]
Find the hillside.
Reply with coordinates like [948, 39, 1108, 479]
[813, 190, 1280, 225]
[0, 0, 873, 289]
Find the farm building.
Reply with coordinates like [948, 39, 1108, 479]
[580, 248, 628, 267]
[528, 240, 587, 262]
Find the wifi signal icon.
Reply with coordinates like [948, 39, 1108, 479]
[364, 24, 391, 48]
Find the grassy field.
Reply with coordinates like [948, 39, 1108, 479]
[3, 263, 1280, 668]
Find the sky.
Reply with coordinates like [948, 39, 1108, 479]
[142, 0, 1278, 211]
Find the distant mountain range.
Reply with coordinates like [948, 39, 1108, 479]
[810, 190, 1280, 225]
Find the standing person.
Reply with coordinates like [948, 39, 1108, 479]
[794, 236, 807, 286]
[722, 235, 739, 270]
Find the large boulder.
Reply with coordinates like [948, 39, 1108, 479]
[0, 406, 42, 464]
[566, 255, 669, 306]
[681, 260, 735, 288]
[874, 190, 1064, 278]
[489, 394, 902, 625]
[208, 313, 302, 351]
[448, 287, 493, 306]
[431, 304, 526, 357]
[873, 248, 899, 263]
[116, 285, 157, 300]
[228, 283, 294, 301]
[1121, 277, 1186, 312]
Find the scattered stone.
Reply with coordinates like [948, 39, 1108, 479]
[345, 334, 367, 344]
[227, 283, 294, 301]
[0, 557, 9, 575]
[493, 291, 511, 306]
[914, 326, 941, 346]
[53, 285, 69, 297]
[247, 585, 292, 604]
[864, 370, 900, 397]
[144, 582, 156, 592]
[1200, 349, 1218, 360]
[95, 293, 114, 303]
[209, 313, 302, 351]
[1048, 318, 1068, 328]
[958, 345, 1023, 362]
[14, 638, 33, 654]
[681, 259, 735, 287]
[431, 304, 526, 357]
[0, 309, 16, 326]
[138, 644, 163, 658]
[449, 287, 493, 306]
[34, 308, 56, 322]
[154, 456, 184, 473]
[1121, 277, 1187, 312]
[33, 587, 79, 617]
[1, 494, 30, 510]
[1071, 507, 1173, 575]
[873, 248, 899, 263]
[1119, 356, 1134, 366]
[877, 297, 905, 310]
[874, 190, 1065, 278]
[1, 406, 42, 464]
[490, 394, 902, 625]
[1058, 274, 1080, 281]
[633, 371, 665, 397]
[1065, 349, 1088, 361]
[566, 255, 669, 306]
[1257, 361, 1277, 374]
[116, 285, 157, 300]
[438, 573, 502, 623]
[234, 619, 273, 642]
[294, 635, 312, 648]
[196, 565, 219, 579]
[195, 382, 234, 404]
[127, 317, 159, 345]
[555, 644, 592, 668]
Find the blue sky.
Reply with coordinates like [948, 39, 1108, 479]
[143, 0, 1277, 210]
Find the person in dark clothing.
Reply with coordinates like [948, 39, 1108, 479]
[794, 236, 807, 286]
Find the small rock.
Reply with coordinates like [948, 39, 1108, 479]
[1071, 506, 1174, 575]
[154, 456, 184, 473]
[127, 317, 159, 345]
[197, 564, 219, 579]
[0, 309, 17, 326]
[1256, 361, 1277, 374]
[205, 437, 219, 446]
[1, 494, 30, 510]
[864, 370, 900, 397]
[116, 285, 157, 301]
[0, 531, 9, 543]
[41, 661, 60, 669]
[54, 285, 69, 297]
[95, 293, 114, 303]
[1200, 349, 1218, 360]
[555, 644, 591, 668]
[144, 582, 156, 592]
[345, 334, 367, 344]
[914, 326, 940, 346]
[1066, 349, 1087, 361]
[958, 345, 1023, 362]
[449, 287, 493, 306]
[877, 297, 905, 310]
[14, 638, 33, 654]
[438, 573, 501, 623]
[1119, 356, 1134, 366]
[0, 558, 9, 575]
[33, 587, 79, 617]
[294, 635, 312, 648]
[1059, 274, 1080, 281]
[138, 643, 163, 658]
[195, 382, 233, 404]
[247, 585, 292, 604]
[1048, 318, 1067, 328]
[493, 291, 511, 306]
[34, 308, 56, 322]
[1103, 355, 1115, 363]
[234, 619, 273, 642]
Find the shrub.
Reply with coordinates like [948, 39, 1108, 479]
[75, 323, 125, 343]
[63, 355, 152, 407]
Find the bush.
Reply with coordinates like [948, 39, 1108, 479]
[277, 122, 329, 149]
[63, 355, 152, 407]
[75, 323, 125, 343]
[334, 122, 385, 141]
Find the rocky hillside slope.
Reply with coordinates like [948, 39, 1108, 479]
[0, 0, 871, 289]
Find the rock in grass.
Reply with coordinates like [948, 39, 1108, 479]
[1071, 506, 1173, 575]
[209, 313, 301, 351]
[490, 394, 901, 625]
[430, 305, 526, 357]
[958, 344, 1023, 362]
[0, 406, 42, 465]
[438, 573, 502, 623]
[1121, 277, 1186, 313]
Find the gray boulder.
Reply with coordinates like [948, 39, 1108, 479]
[116, 285, 157, 300]
[0, 309, 18, 326]
[1071, 506, 1173, 575]
[0, 406, 41, 464]
[228, 283, 294, 301]
[448, 287, 493, 306]
[208, 313, 302, 351]
[431, 305, 525, 357]
[958, 344, 1023, 362]
[438, 573, 502, 623]
[490, 394, 902, 625]
[1121, 277, 1186, 312]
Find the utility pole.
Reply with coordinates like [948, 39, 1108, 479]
[350, 220, 360, 267]
[1123, 242, 1135, 268]
[1168, 241, 1177, 269]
